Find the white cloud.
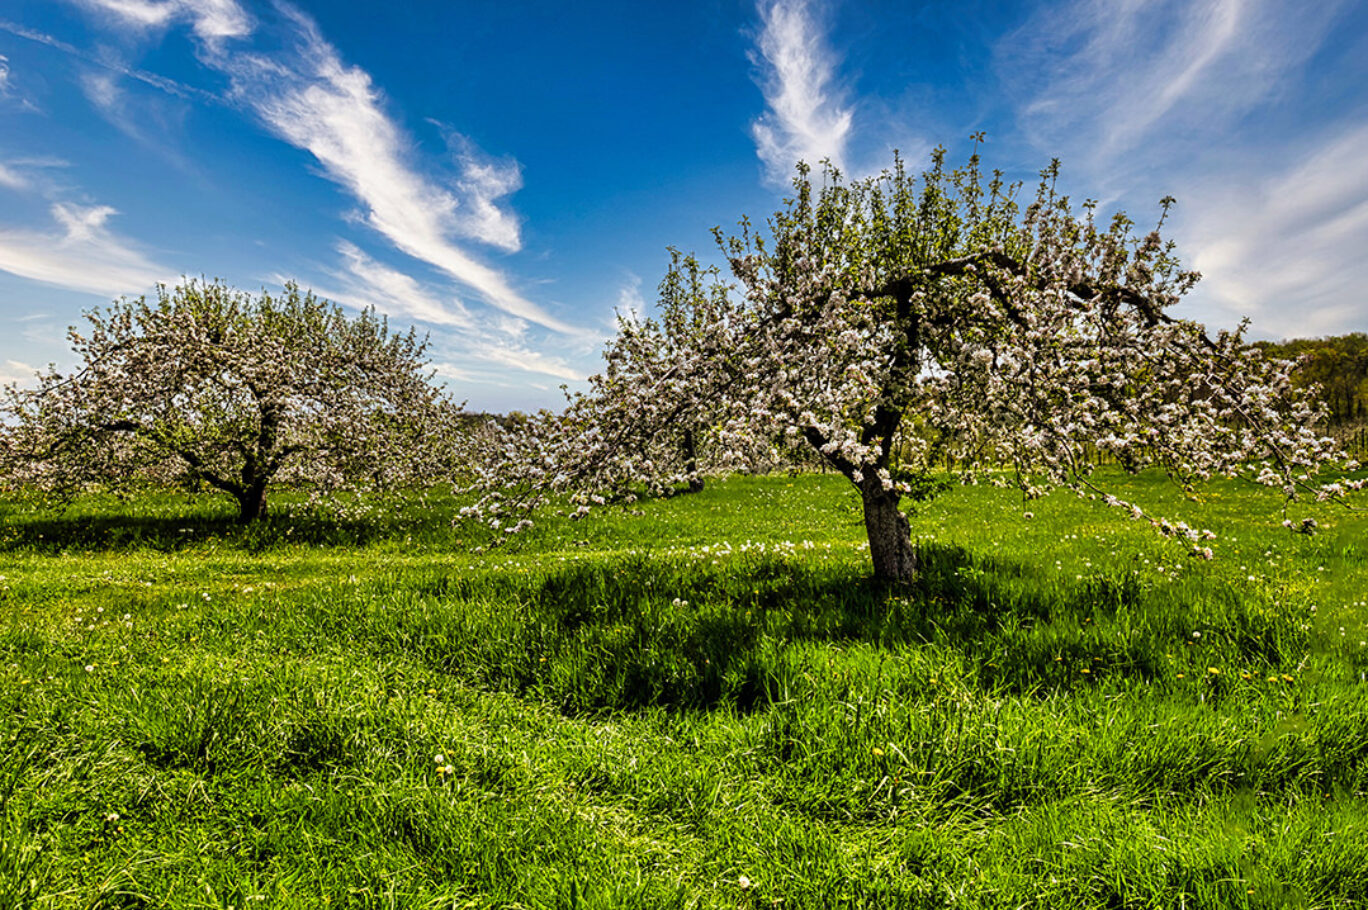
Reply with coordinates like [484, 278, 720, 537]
[429, 361, 480, 384]
[223, 22, 577, 332]
[0, 50, 40, 113]
[79, 69, 141, 140]
[0, 163, 26, 191]
[72, 0, 251, 42]
[451, 139, 523, 253]
[0, 359, 39, 387]
[76, 65, 202, 172]
[1176, 120, 1368, 338]
[0, 202, 170, 295]
[80, 69, 120, 111]
[471, 342, 582, 382]
[1001, 0, 1345, 175]
[616, 272, 645, 320]
[0, 156, 69, 195]
[287, 243, 587, 383]
[323, 240, 474, 329]
[749, 0, 853, 185]
[994, 0, 1365, 339]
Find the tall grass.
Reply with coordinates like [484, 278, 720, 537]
[1, 470, 1365, 907]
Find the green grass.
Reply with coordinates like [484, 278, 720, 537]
[1, 470, 1367, 908]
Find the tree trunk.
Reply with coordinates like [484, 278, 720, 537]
[236, 484, 269, 522]
[860, 484, 917, 583]
[682, 428, 704, 494]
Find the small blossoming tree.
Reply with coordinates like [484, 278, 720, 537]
[458, 251, 751, 532]
[1, 279, 457, 520]
[466, 148, 1357, 580]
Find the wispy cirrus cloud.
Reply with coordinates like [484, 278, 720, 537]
[0, 359, 39, 388]
[996, 0, 1364, 338]
[616, 272, 645, 321]
[0, 202, 170, 295]
[999, 0, 1346, 177]
[0, 49, 40, 112]
[70, 0, 251, 42]
[469, 342, 582, 383]
[78, 70, 148, 142]
[0, 156, 69, 194]
[280, 241, 584, 382]
[312, 240, 474, 330]
[0, 18, 218, 105]
[0, 162, 27, 191]
[435, 128, 524, 253]
[69, 0, 580, 336]
[1177, 119, 1368, 338]
[749, 0, 853, 185]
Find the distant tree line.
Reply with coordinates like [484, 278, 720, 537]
[1252, 334, 1368, 430]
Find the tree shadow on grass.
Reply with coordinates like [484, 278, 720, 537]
[391, 544, 1157, 716]
[0, 509, 448, 553]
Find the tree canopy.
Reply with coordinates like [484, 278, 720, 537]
[1, 279, 456, 520]
[465, 148, 1357, 582]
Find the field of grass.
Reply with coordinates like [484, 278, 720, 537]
[2, 469, 1367, 908]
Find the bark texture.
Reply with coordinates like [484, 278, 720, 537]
[860, 485, 917, 583]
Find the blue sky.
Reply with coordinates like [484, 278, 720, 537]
[2, 0, 1367, 411]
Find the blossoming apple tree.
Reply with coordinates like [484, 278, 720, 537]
[1, 279, 457, 521]
[466, 148, 1358, 581]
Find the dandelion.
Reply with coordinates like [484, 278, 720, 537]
[1208, 667, 1220, 676]
[872, 747, 885, 757]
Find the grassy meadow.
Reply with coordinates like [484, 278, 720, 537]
[1, 469, 1367, 908]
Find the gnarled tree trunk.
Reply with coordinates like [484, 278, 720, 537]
[860, 483, 917, 583]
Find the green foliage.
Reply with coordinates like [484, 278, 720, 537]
[1, 471, 1367, 907]
[1253, 333, 1368, 429]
